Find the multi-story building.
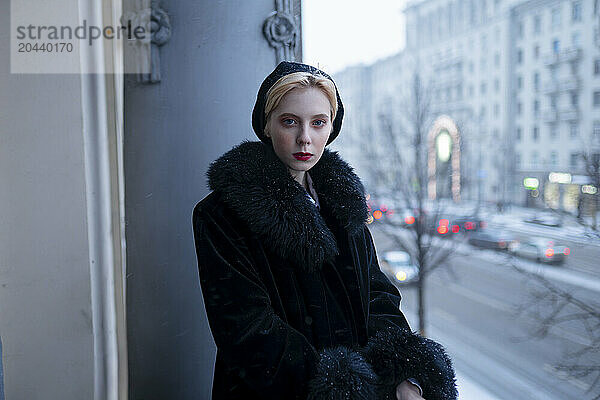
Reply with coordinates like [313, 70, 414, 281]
[334, 0, 600, 211]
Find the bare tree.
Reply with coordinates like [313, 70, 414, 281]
[365, 73, 462, 335]
[510, 258, 600, 399]
[578, 147, 600, 234]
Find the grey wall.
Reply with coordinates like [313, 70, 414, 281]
[0, 2, 94, 398]
[124, 1, 285, 399]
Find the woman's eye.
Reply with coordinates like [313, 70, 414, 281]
[283, 118, 296, 125]
[313, 120, 327, 126]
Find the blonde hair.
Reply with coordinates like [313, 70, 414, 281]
[264, 72, 338, 134]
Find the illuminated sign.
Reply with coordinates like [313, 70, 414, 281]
[523, 177, 539, 190]
[548, 172, 572, 184]
[582, 185, 598, 195]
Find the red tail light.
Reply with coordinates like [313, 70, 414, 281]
[437, 225, 448, 234]
[405, 216, 415, 225]
[499, 241, 506, 248]
[545, 248, 554, 258]
[465, 221, 474, 230]
[452, 225, 460, 233]
[439, 219, 449, 226]
[373, 210, 383, 220]
[563, 248, 570, 255]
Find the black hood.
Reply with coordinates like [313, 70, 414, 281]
[252, 61, 345, 146]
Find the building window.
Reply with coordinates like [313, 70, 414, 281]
[532, 151, 539, 167]
[517, 75, 522, 89]
[517, 48, 523, 63]
[534, 44, 540, 59]
[534, 72, 540, 91]
[469, 85, 474, 96]
[594, 91, 600, 107]
[594, 59, 600, 75]
[516, 152, 521, 166]
[517, 20, 523, 39]
[494, 53, 500, 67]
[494, 103, 500, 117]
[553, 39, 560, 55]
[570, 123, 579, 137]
[571, 152, 579, 168]
[494, 78, 500, 92]
[481, 0, 487, 22]
[552, 7, 561, 29]
[550, 124, 558, 138]
[572, 32, 581, 47]
[551, 95, 558, 110]
[517, 102, 522, 115]
[594, 121, 600, 136]
[533, 126, 539, 141]
[481, 82, 487, 94]
[572, 1, 582, 22]
[516, 127, 522, 140]
[534, 99, 540, 116]
[550, 151, 558, 166]
[534, 14, 541, 34]
[571, 93, 579, 107]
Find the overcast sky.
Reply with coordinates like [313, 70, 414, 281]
[302, 0, 407, 74]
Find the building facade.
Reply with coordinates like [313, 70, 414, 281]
[334, 0, 600, 210]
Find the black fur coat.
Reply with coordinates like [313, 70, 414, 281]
[192, 140, 457, 400]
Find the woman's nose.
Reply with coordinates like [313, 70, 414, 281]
[297, 124, 311, 144]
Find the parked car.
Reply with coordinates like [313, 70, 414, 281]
[434, 215, 486, 238]
[509, 237, 570, 264]
[467, 229, 517, 251]
[379, 251, 419, 284]
[523, 213, 563, 227]
[450, 215, 486, 232]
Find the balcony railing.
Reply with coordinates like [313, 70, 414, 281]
[560, 47, 582, 63]
[542, 47, 582, 66]
[543, 53, 559, 66]
[543, 81, 559, 94]
[559, 77, 580, 91]
[559, 107, 578, 121]
[542, 109, 558, 123]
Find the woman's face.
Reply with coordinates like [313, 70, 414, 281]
[265, 86, 333, 176]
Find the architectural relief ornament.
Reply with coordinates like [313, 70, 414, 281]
[122, 0, 171, 83]
[262, 0, 299, 63]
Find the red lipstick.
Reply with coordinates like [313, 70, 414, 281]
[293, 152, 313, 161]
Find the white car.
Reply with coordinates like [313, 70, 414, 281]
[379, 251, 419, 284]
[509, 237, 570, 264]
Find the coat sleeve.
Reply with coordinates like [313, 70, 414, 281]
[193, 201, 379, 400]
[360, 225, 458, 400]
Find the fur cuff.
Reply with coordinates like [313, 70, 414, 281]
[361, 325, 458, 400]
[307, 345, 378, 400]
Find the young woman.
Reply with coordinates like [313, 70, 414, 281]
[192, 61, 457, 400]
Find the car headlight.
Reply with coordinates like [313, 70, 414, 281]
[395, 271, 408, 281]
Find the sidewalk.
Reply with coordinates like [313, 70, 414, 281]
[456, 371, 501, 400]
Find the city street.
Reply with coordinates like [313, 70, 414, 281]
[371, 224, 600, 400]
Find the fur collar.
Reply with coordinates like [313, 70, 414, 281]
[207, 140, 368, 272]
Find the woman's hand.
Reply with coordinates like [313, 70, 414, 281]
[396, 380, 425, 400]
